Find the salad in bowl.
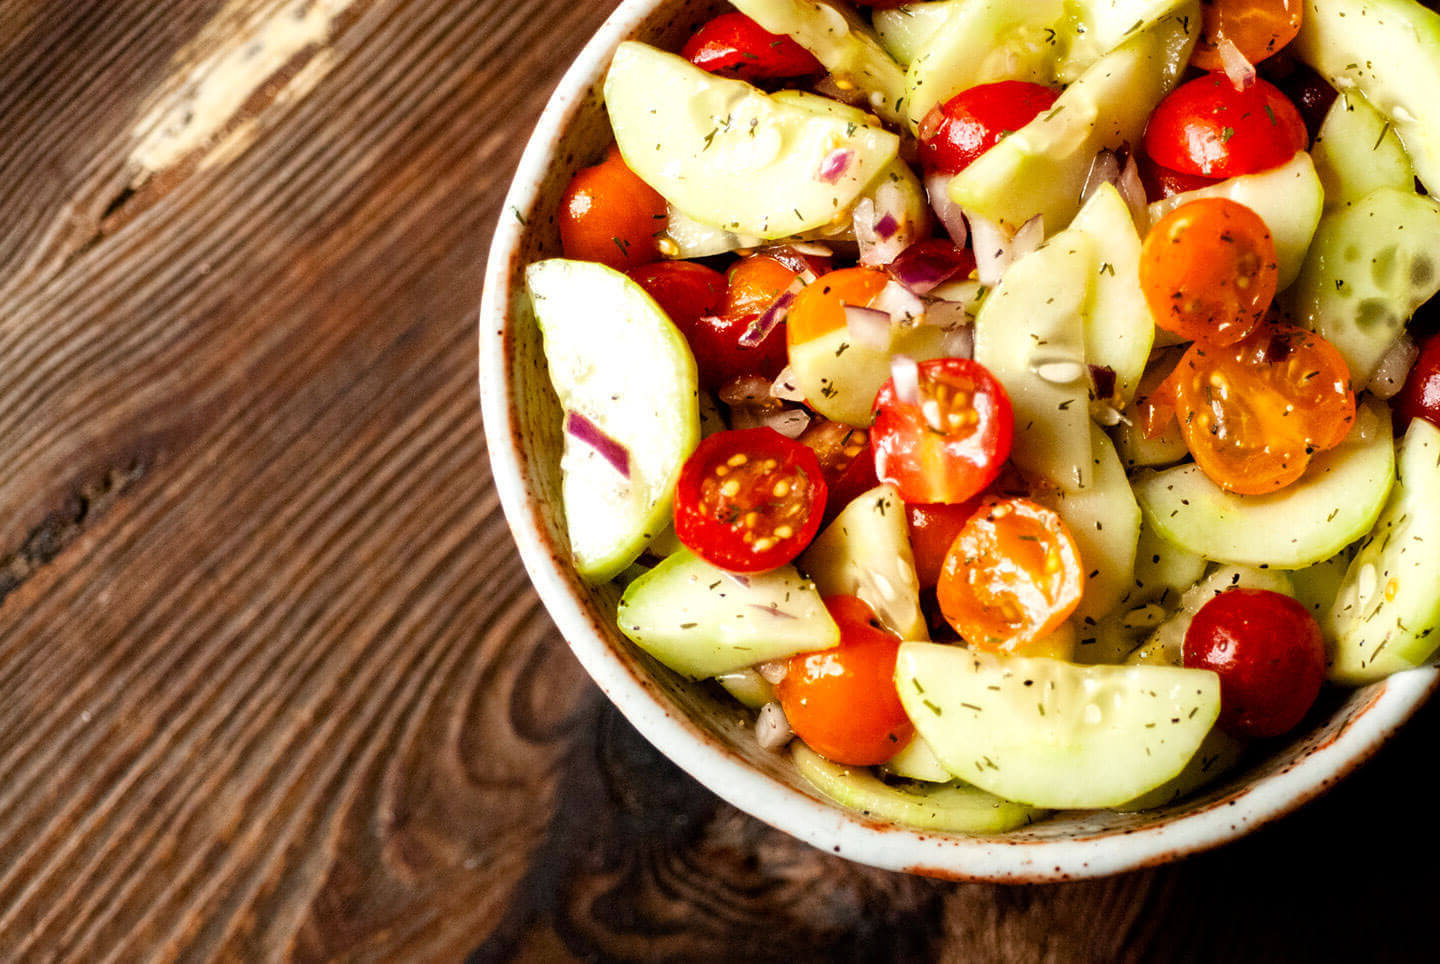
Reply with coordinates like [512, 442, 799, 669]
[482, 0, 1440, 876]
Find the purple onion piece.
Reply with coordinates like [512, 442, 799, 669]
[738, 283, 799, 348]
[925, 173, 969, 247]
[1089, 364, 1118, 401]
[887, 244, 970, 295]
[564, 410, 630, 478]
[874, 212, 899, 240]
[890, 354, 920, 407]
[817, 148, 855, 184]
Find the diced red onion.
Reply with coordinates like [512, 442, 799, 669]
[969, 213, 1043, 287]
[756, 406, 812, 438]
[756, 701, 793, 751]
[845, 303, 893, 349]
[1217, 37, 1256, 91]
[1081, 149, 1121, 204]
[872, 279, 926, 324]
[874, 212, 899, 239]
[887, 242, 971, 295]
[890, 354, 920, 406]
[563, 410, 630, 478]
[1117, 152, 1150, 229]
[770, 365, 807, 402]
[925, 173, 969, 247]
[1367, 334, 1419, 399]
[1089, 364, 1118, 401]
[817, 148, 855, 184]
[940, 321, 974, 359]
[856, 184, 914, 268]
[765, 244, 829, 280]
[1013, 214, 1044, 257]
[738, 279, 803, 348]
[757, 660, 789, 684]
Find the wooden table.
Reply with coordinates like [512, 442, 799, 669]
[0, 0, 1434, 959]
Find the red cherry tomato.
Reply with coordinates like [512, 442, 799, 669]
[1393, 331, 1440, 432]
[628, 261, 727, 329]
[871, 357, 1014, 505]
[1167, 324, 1356, 494]
[558, 146, 667, 270]
[906, 499, 982, 590]
[918, 81, 1060, 177]
[661, 253, 798, 391]
[1192, 0, 1303, 71]
[681, 12, 822, 81]
[1137, 155, 1219, 202]
[1140, 197, 1278, 346]
[1144, 74, 1307, 179]
[936, 496, 1084, 654]
[674, 427, 827, 573]
[776, 595, 914, 766]
[1183, 588, 1326, 738]
[796, 418, 879, 522]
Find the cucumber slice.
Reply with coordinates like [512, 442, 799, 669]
[800, 484, 929, 641]
[1115, 726, 1246, 811]
[1147, 152, 1324, 291]
[1068, 183, 1153, 405]
[1128, 565, 1296, 666]
[873, 1, 963, 65]
[1295, 0, 1440, 194]
[1287, 187, 1440, 386]
[895, 643, 1220, 809]
[787, 314, 949, 427]
[792, 743, 1040, 832]
[1291, 549, 1353, 623]
[1326, 418, 1440, 684]
[526, 259, 700, 582]
[1311, 91, 1417, 208]
[604, 42, 899, 240]
[617, 549, 839, 679]
[731, 0, 909, 125]
[883, 734, 953, 783]
[1133, 399, 1396, 570]
[715, 668, 775, 710]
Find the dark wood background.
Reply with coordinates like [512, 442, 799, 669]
[0, 0, 1434, 959]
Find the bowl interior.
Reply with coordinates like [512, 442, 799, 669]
[479, 0, 1440, 881]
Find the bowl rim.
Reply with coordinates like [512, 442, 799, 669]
[477, 0, 1440, 882]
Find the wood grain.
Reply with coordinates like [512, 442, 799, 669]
[0, 0, 1436, 960]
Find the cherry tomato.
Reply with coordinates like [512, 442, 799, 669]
[1144, 74, 1307, 179]
[1277, 63, 1338, 139]
[1140, 197, 1278, 346]
[1192, 0, 1303, 71]
[1183, 588, 1326, 738]
[1168, 324, 1356, 494]
[918, 81, 1060, 177]
[776, 595, 914, 766]
[628, 261, 726, 329]
[1392, 331, 1440, 432]
[784, 265, 889, 347]
[907, 499, 982, 589]
[1137, 155, 1219, 202]
[681, 12, 822, 81]
[871, 357, 1014, 505]
[936, 496, 1084, 654]
[796, 418, 879, 522]
[674, 427, 827, 572]
[673, 255, 796, 390]
[558, 145, 667, 270]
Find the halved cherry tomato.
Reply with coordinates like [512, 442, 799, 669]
[784, 265, 889, 347]
[1143, 74, 1307, 178]
[674, 427, 827, 572]
[1183, 588, 1326, 738]
[673, 255, 796, 390]
[1192, 0, 1303, 71]
[1140, 197, 1278, 346]
[681, 12, 822, 81]
[558, 145, 667, 270]
[797, 418, 879, 522]
[1167, 324, 1355, 494]
[871, 357, 1014, 505]
[918, 81, 1060, 177]
[628, 261, 726, 329]
[776, 595, 913, 766]
[936, 496, 1084, 654]
[907, 499, 982, 589]
[1394, 331, 1440, 432]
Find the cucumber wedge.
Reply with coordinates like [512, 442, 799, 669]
[884, 734, 953, 783]
[1069, 183, 1153, 405]
[526, 259, 700, 582]
[1115, 726, 1246, 811]
[793, 743, 1041, 832]
[873, 1, 963, 65]
[1133, 399, 1396, 570]
[1327, 418, 1440, 684]
[896, 643, 1220, 809]
[604, 42, 898, 239]
[618, 549, 839, 679]
[1311, 91, 1417, 208]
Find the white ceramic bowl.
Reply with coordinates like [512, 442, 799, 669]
[477, 0, 1440, 881]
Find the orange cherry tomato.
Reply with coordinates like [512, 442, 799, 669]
[936, 497, 1083, 654]
[784, 265, 890, 347]
[558, 145, 667, 270]
[1168, 324, 1356, 494]
[906, 499, 982, 589]
[776, 596, 914, 766]
[1140, 197, 1278, 346]
[1192, 0, 1303, 71]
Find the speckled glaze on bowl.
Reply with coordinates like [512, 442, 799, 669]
[477, 0, 1440, 881]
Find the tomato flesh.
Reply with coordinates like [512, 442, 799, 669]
[559, 145, 667, 270]
[1140, 197, 1278, 346]
[907, 500, 982, 590]
[1192, 0, 1303, 71]
[1168, 324, 1356, 494]
[672, 254, 796, 391]
[785, 265, 890, 347]
[1144, 74, 1307, 179]
[918, 81, 1060, 177]
[1393, 331, 1440, 432]
[797, 418, 878, 523]
[674, 427, 827, 573]
[777, 596, 914, 766]
[871, 357, 1014, 505]
[936, 496, 1083, 654]
[681, 12, 822, 81]
[1183, 588, 1326, 738]
[628, 261, 726, 330]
